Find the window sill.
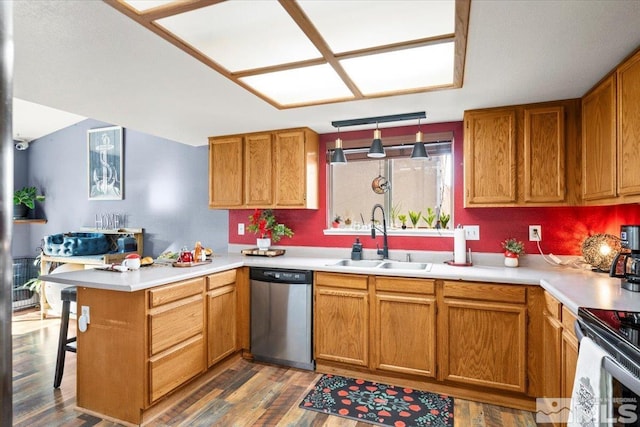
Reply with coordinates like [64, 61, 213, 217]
[323, 227, 454, 238]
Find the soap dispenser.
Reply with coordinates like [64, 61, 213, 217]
[351, 237, 363, 261]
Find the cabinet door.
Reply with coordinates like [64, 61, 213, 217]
[245, 133, 274, 206]
[209, 136, 243, 208]
[561, 307, 578, 398]
[314, 285, 369, 367]
[207, 284, 237, 367]
[582, 75, 617, 200]
[373, 291, 436, 377]
[464, 110, 517, 205]
[523, 106, 565, 202]
[274, 130, 308, 207]
[542, 295, 563, 397]
[439, 298, 527, 393]
[149, 296, 204, 355]
[617, 51, 640, 196]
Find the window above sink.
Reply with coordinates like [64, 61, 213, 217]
[327, 132, 453, 237]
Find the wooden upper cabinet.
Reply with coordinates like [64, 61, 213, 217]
[209, 127, 318, 209]
[245, 133, 274, 207]
[274, 129, 319, 208]
[523, 106, 565, 202]
[465, 99, 580, 207]
[209, 136, 243, 208]
[617, 50, 640, 196]
[582, 75, 617, 201]
[464, 109, 517, 205]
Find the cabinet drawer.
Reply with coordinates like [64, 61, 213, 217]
[315, 272, 368, 290]
[207, 269, 236, 291]
[544, 292, 562, 320]
[375, 276, 435, 294]
[149, 335, 205, 403]
[149, 296, 203, 355]
[149, 277, 204, 308]
[442, 281, 526, 304]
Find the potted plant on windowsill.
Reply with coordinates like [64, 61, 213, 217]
[13, 186, 45, 219]
[248, 209, 294, 250]
[501, 238, 525, 267]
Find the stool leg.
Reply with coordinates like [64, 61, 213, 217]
[54, 300, 71, 388]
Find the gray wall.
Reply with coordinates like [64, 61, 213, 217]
[11, 119, 229, 258]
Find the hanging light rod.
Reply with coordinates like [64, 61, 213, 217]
[331, 111, 426, 128]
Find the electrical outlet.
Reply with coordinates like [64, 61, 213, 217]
[529, 225, 542, 241]
[463, 225, 480, 240]
[81, 306, 90, 324]
[238, 223, 245, 235]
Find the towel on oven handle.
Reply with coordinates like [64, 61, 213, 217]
[568, 336, 613, 426]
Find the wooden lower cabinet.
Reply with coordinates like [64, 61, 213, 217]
[542, 291, 563, 398]
[76, 271, 244, 425]
[314, 272, 369, 367]
[372, 277, 436, 378]
[561, 306, 579, 398]
[206, 270, 238, 367]
[541, 292, 579, 401]
[438, 281, 527, 393]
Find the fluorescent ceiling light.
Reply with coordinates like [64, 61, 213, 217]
[240, 64, 354, 106]
[341, 43, 455, 94]
[156, 1, 321, 71]
[113, 0, 469, 109]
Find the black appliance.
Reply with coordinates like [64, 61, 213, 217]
[610, 225, 640, 292]
[576, 307, 640, 425]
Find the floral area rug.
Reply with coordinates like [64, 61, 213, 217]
[299, 374, 454, 427]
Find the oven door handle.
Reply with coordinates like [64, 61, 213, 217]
[602, 356, 640, 396]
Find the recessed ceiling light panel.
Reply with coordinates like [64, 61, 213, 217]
[156, 1, 322, 71]
[341, 42, 455, 95]
[240, 64, 354, 106]
[298, 0, 455, 53]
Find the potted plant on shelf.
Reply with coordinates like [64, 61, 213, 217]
[501, 237, 525, 267]
[423, 207, 436, 228]
[248, 209, 294, 250]
[13, 186, 45, 219]
[332, 215, 342, 228]
[408, 210, 421, 229]
[439, 211, 451, 229]
[398, 214, 408, 230]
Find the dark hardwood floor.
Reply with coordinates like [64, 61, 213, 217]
[11, 309, 537, 426]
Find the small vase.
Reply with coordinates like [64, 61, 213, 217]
[257, 238, 271, 251]
[504, 252, 519, 267]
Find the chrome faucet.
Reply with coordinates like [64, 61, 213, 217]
[371, 203, 389, 259]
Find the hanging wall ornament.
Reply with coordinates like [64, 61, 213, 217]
[371, 161, 390, 194]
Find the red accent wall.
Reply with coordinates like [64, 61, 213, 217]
[228, 121, 640, 255]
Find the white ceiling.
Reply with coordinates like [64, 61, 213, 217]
[12, 0, 640, 147]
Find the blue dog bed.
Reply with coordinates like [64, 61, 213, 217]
[43, 232, 109, 256]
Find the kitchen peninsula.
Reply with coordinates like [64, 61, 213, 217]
[41, 252, 640, 426]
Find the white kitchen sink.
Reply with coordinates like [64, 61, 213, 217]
[330, 259, 384, 268]
[379, 261, 432, 271]
[329, 259, 432, 271]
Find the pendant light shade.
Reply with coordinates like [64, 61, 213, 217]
[410, 130, 429, 159]
[367, 129, 385, 158]
[331, 138, 347, 164]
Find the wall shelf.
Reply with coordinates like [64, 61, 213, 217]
[13, 219, 47, 224]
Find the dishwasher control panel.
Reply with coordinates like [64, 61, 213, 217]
[250, 267, 313, 284]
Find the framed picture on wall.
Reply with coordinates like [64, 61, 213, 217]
[88, 126, 123, 200]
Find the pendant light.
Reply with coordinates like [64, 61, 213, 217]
[410, 118, 429, 159]
[330, 128, 347, 164]
[367, 124, 385, 158]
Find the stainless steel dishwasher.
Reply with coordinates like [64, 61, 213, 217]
[250, 267, 314, 371]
